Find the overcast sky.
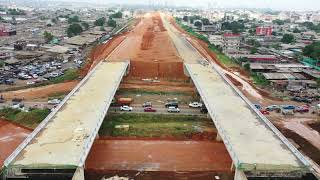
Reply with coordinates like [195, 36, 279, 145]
[61, 0, 320, 11]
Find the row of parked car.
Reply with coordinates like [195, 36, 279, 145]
[118, 101, 208, 114]
[254, 104, 310, 115]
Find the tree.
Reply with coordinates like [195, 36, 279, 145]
[43, 31, 54, 43]
[272, 19, 285, 25]
[81, 22, 89, 30]
[107, 18, 116, 28]
[194, 21, 202, 28]
[250, 47, 258, 54]
[94, 17, 106, 26]
[221, 21, 245, 33]
[303, 42, 320, 60]
[293, 28, 301, 33]
[68, 15, 80, 24]
[243, 63, 251, 72]
[110, 12, 122, 19]
[67, 23, 83, 37]
[281, 34, 295, 44]
[201, 18, 210, 25]
[182, 16, 188, 22]
[51, 18, 58, 24]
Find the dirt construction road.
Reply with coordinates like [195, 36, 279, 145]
[107, 12, 186, 79]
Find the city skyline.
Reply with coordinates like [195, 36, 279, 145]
[44, 0, 320, 11]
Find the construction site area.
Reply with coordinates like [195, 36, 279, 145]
[0, 11, 319, 180]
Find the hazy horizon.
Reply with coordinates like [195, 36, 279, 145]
[41, 0, 320, 11]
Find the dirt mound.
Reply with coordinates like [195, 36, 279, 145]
[129, 60, 186, 79]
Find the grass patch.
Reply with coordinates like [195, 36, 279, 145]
[47, 91, 68, 100]
[50, 69, 79, 84]
[208, 44, 238, 67]
[99, 113, 213, 138]
[251, 72, 270, 86]
[0, 108, 50, 129]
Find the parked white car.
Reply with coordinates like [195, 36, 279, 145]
[167, 106, 180, 113]
[48, 99, 61, 105]
[26, 81, 35, 85]
[189, 102, 203, 108]
[120, 105, 133, 111]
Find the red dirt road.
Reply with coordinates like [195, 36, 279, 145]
[0, 119, 31, 167]
[85, 140, 232, 172]
[1, 81, 78, 101]
[107, 12, 186, 80]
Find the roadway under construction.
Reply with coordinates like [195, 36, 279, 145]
[0, 12, 315, 180]
[2, 61, 129, 179]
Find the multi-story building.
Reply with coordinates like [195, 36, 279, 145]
[256, 26, 273, 36]
[0, 24, 16, 36]
[222, 33, 241, 54]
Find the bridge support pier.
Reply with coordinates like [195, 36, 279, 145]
[234, 169, 248, 180]
[216, 133, 222, 142]
[72, 166, 85, 180]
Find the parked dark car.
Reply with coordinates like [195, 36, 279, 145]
[200, 105, 208, 114]
[165, 102, 178, 108]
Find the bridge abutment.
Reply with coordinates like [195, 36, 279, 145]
[72, 166, 84, 180]
[234, 169, 248, 180]
[216, 133, 222, 142]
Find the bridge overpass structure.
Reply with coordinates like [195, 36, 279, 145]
[2, 61, 129, 179]
[161, 14, 312, 179]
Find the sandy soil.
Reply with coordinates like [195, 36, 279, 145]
[85, 139, 232, 172]
[0, 119, 31, 167]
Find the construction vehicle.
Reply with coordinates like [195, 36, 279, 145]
[116, 97, 133, 106]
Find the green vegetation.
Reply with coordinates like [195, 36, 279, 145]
[194, 21, 202, 28]
[251, 72, 270, 86]
[176, 17, 238, 68]
[107, 18, 117, 28]
[301, 22, 320, 33]
[81, 22, 89, 30]
[99, 113, 213, 138]
[0, 108, 50, 128]
[201, 18, 210, 25]
[43, 31, 54, 43]
[303, 41, 320, 60]
[250, 47, 258, 54]
[94, 17, 106, 26]
[48, 91, 68, 100]
[67, 23, 83, 37]
[0, 61, 4, 68]
[50, 69, 79, 84]
[272, 19, 290, 25]
[208, 44, 238, 67]
[68, 15, 80, 24]
[176, 18, 209, 43]
[110, 12, 122, 19]
[281, 33, 295, 44]
[221, 21, 245, 34]
[7, 8, 26, 15]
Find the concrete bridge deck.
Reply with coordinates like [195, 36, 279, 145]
[3, 61, 129, 176]
[161, 13, 310, 177]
